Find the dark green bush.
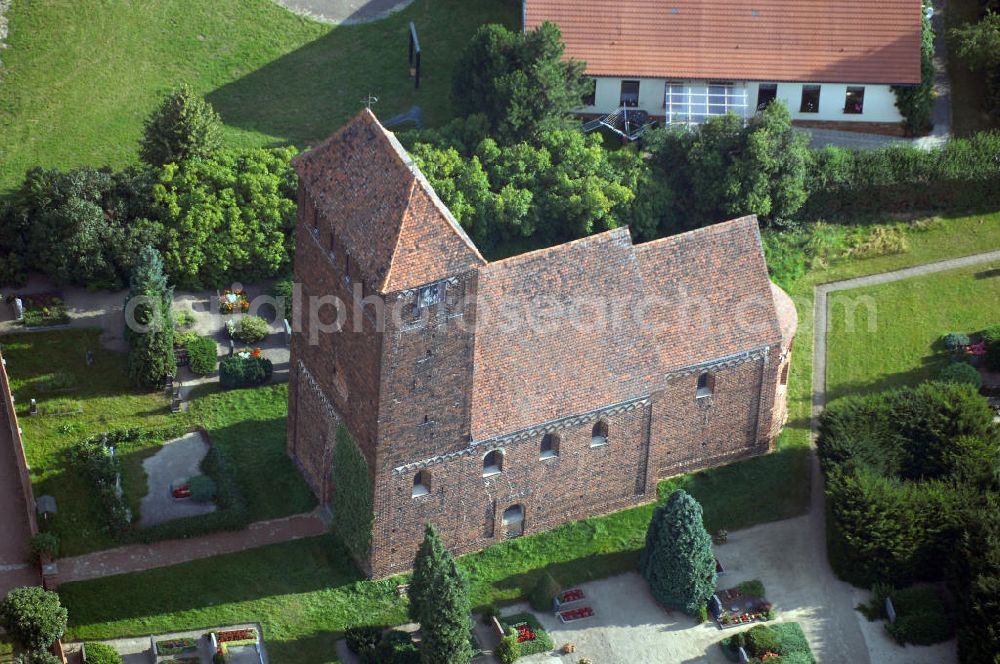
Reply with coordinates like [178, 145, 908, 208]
[187, 474, 216, 503]
[185, 336, 218, 375]
[29, 533, 59, 560]
[12, 651, 62, 664]
[84, 642, 124, 664]
[939, 361, 982, 388]
[140, 84, 222, 167]
[219, 355, 272, 389]
[231, 315, 269, 343]
[528, 572, 561, 611]
[272, 277, 294, 321]
[744, 625, 781, 657]
[886, 609, 954, 646]
[494, 628, 520, 664]
[0, 586, 68, 651]
[983, 324, 1000, 371]
[942, 332, 970, 352]
[344, 626, 381, 655]
[373, 630, 419, 664]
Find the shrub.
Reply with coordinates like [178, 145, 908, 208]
[125, 246, 175, 389]
[272, 277, 294, 321]
[231, 315, 269, 343]
[744, 625, 781, 658]
[373, 630, 419, 664]
[72, 433, 133, 535]
[84, 642, 124, 664]
[639, 489, 717, 615]
[983, 325, 1000, 371]
[185, 336, 218, 375]
[738, 579, 766, 598]
[500, 612, 554, 657]
[219, 355, 272, 389]
[886, 609, 953, 646]
[187, 474, 216, 503]
[942, 332, 971, 352]
[528, 572, 561, 612]
[494, 628, 520, 664]
[892, 3, 935, 135]
[140, 84, 223, 167]
[173, 308, 196, 329]
[345, 626, 381, 655]
[12, 651, 61, 664]
[0, 586, 68, 651]
[844, 225, 908, 259]
[939, 361, 982, 388]
[29, 533, 59, 560]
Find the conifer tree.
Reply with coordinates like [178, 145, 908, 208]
[140, 84, 223, 167]
[125, 245, 175, 388]
[409, 524, 474, 664]
[640, 489, 717, 615]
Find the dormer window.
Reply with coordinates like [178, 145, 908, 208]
[483, 450, 502, 477]
[591, 420, 608, 447]
[540, 433, 559, 459]
[418, 283, 444, 308]
[412, 470, 430, 497]
[697, 372, 714, 398]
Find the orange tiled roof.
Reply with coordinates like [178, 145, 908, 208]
[525, 0, 922, 85]
[292, 110, 485, 294]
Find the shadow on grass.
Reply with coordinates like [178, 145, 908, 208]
[825, 360, 943, 404]
[205, 0, 518, 145]
[61, 535, 365, 625]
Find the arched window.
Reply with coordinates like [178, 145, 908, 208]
[591, 420, 609, 447]
[540, 433, 559, 459]
[696, 372, 714, 398]
[412, 470, 430, 497]
[502, 504, 525, 539]
[483, 450, 503, 476]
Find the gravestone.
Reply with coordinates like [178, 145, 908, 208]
[29, 398, 37, 416]
[13, 296, 23, 320]
[885, 597, 897, 623]
[85, 349, 94, 366]
[284, 318, 292, 345]
[738, 646, 750, 663]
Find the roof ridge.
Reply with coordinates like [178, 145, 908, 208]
[490, 227, 633, 267]
[634, 215, 757, 252]
[379, 178, 418, 293]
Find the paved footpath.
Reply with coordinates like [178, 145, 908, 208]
[59, 509, 327, 584]
[805, 249, 1000, 663]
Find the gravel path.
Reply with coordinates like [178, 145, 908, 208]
[59, 509, 326, 584]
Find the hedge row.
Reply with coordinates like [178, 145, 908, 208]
[802, 133, 1000, 220]
[219, 355, 272, 389]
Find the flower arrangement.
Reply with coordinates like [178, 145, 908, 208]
[513, 622, 536, 643]
[236, 347, 263, 359]
[219, 289, 250, 314]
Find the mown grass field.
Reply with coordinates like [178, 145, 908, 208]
[3, 329, 315, 556]
[826, 262, 1000, 401]
[0, 0, 518, 193]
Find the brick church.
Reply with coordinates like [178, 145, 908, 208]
[287, 110, 797, 578]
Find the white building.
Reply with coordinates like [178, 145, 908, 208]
[525, 0, 922, 130]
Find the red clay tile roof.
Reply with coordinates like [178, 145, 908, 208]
[525, 0, 922, 85]
[470, 217, 784, 440]
[292, 110, 485, 294]
[471, 228, 656, 439]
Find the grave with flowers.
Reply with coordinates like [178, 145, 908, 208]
[499, 612, 554, 657]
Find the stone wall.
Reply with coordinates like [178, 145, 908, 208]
[0, 350, 38, 537]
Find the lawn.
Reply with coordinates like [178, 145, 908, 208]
[2, 329, 314, 556]
[0, 0, 518, 193]
[826, 263, 1000, 401]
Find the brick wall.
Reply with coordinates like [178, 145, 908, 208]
[0, 352, 38, 537]
[369, 402, 653, 577]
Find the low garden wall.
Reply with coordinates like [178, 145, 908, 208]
[0, 349, 39, 537]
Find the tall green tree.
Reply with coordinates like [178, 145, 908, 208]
[451, 22, 589, 143]
[639, 489, 717, 615]
[140, 84, 223, 167]
[893, 5, 936, 135]
[151, 147, 298, 288]
[125, 245, 175, 389]
[0, 587, 68, 652]
[409, 524, 474, 664]
[647, 103, 808, 231]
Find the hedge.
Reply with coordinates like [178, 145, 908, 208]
[802, 132, 1000, 221]
[938, 361, 982, 388]
[229, 315, 269, 343]
[185, 336, 218, 375]
[84, 642, 124, 664]
[883, 585, 953, 646]
[499, 612, 553, 657]
[984, 324, 1000, 371]
[720, 622, 815, 663]
[219, 355, 272, 389]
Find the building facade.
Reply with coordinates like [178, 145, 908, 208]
[287, 110, 797, 578]
[526, 0, 922, 131]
